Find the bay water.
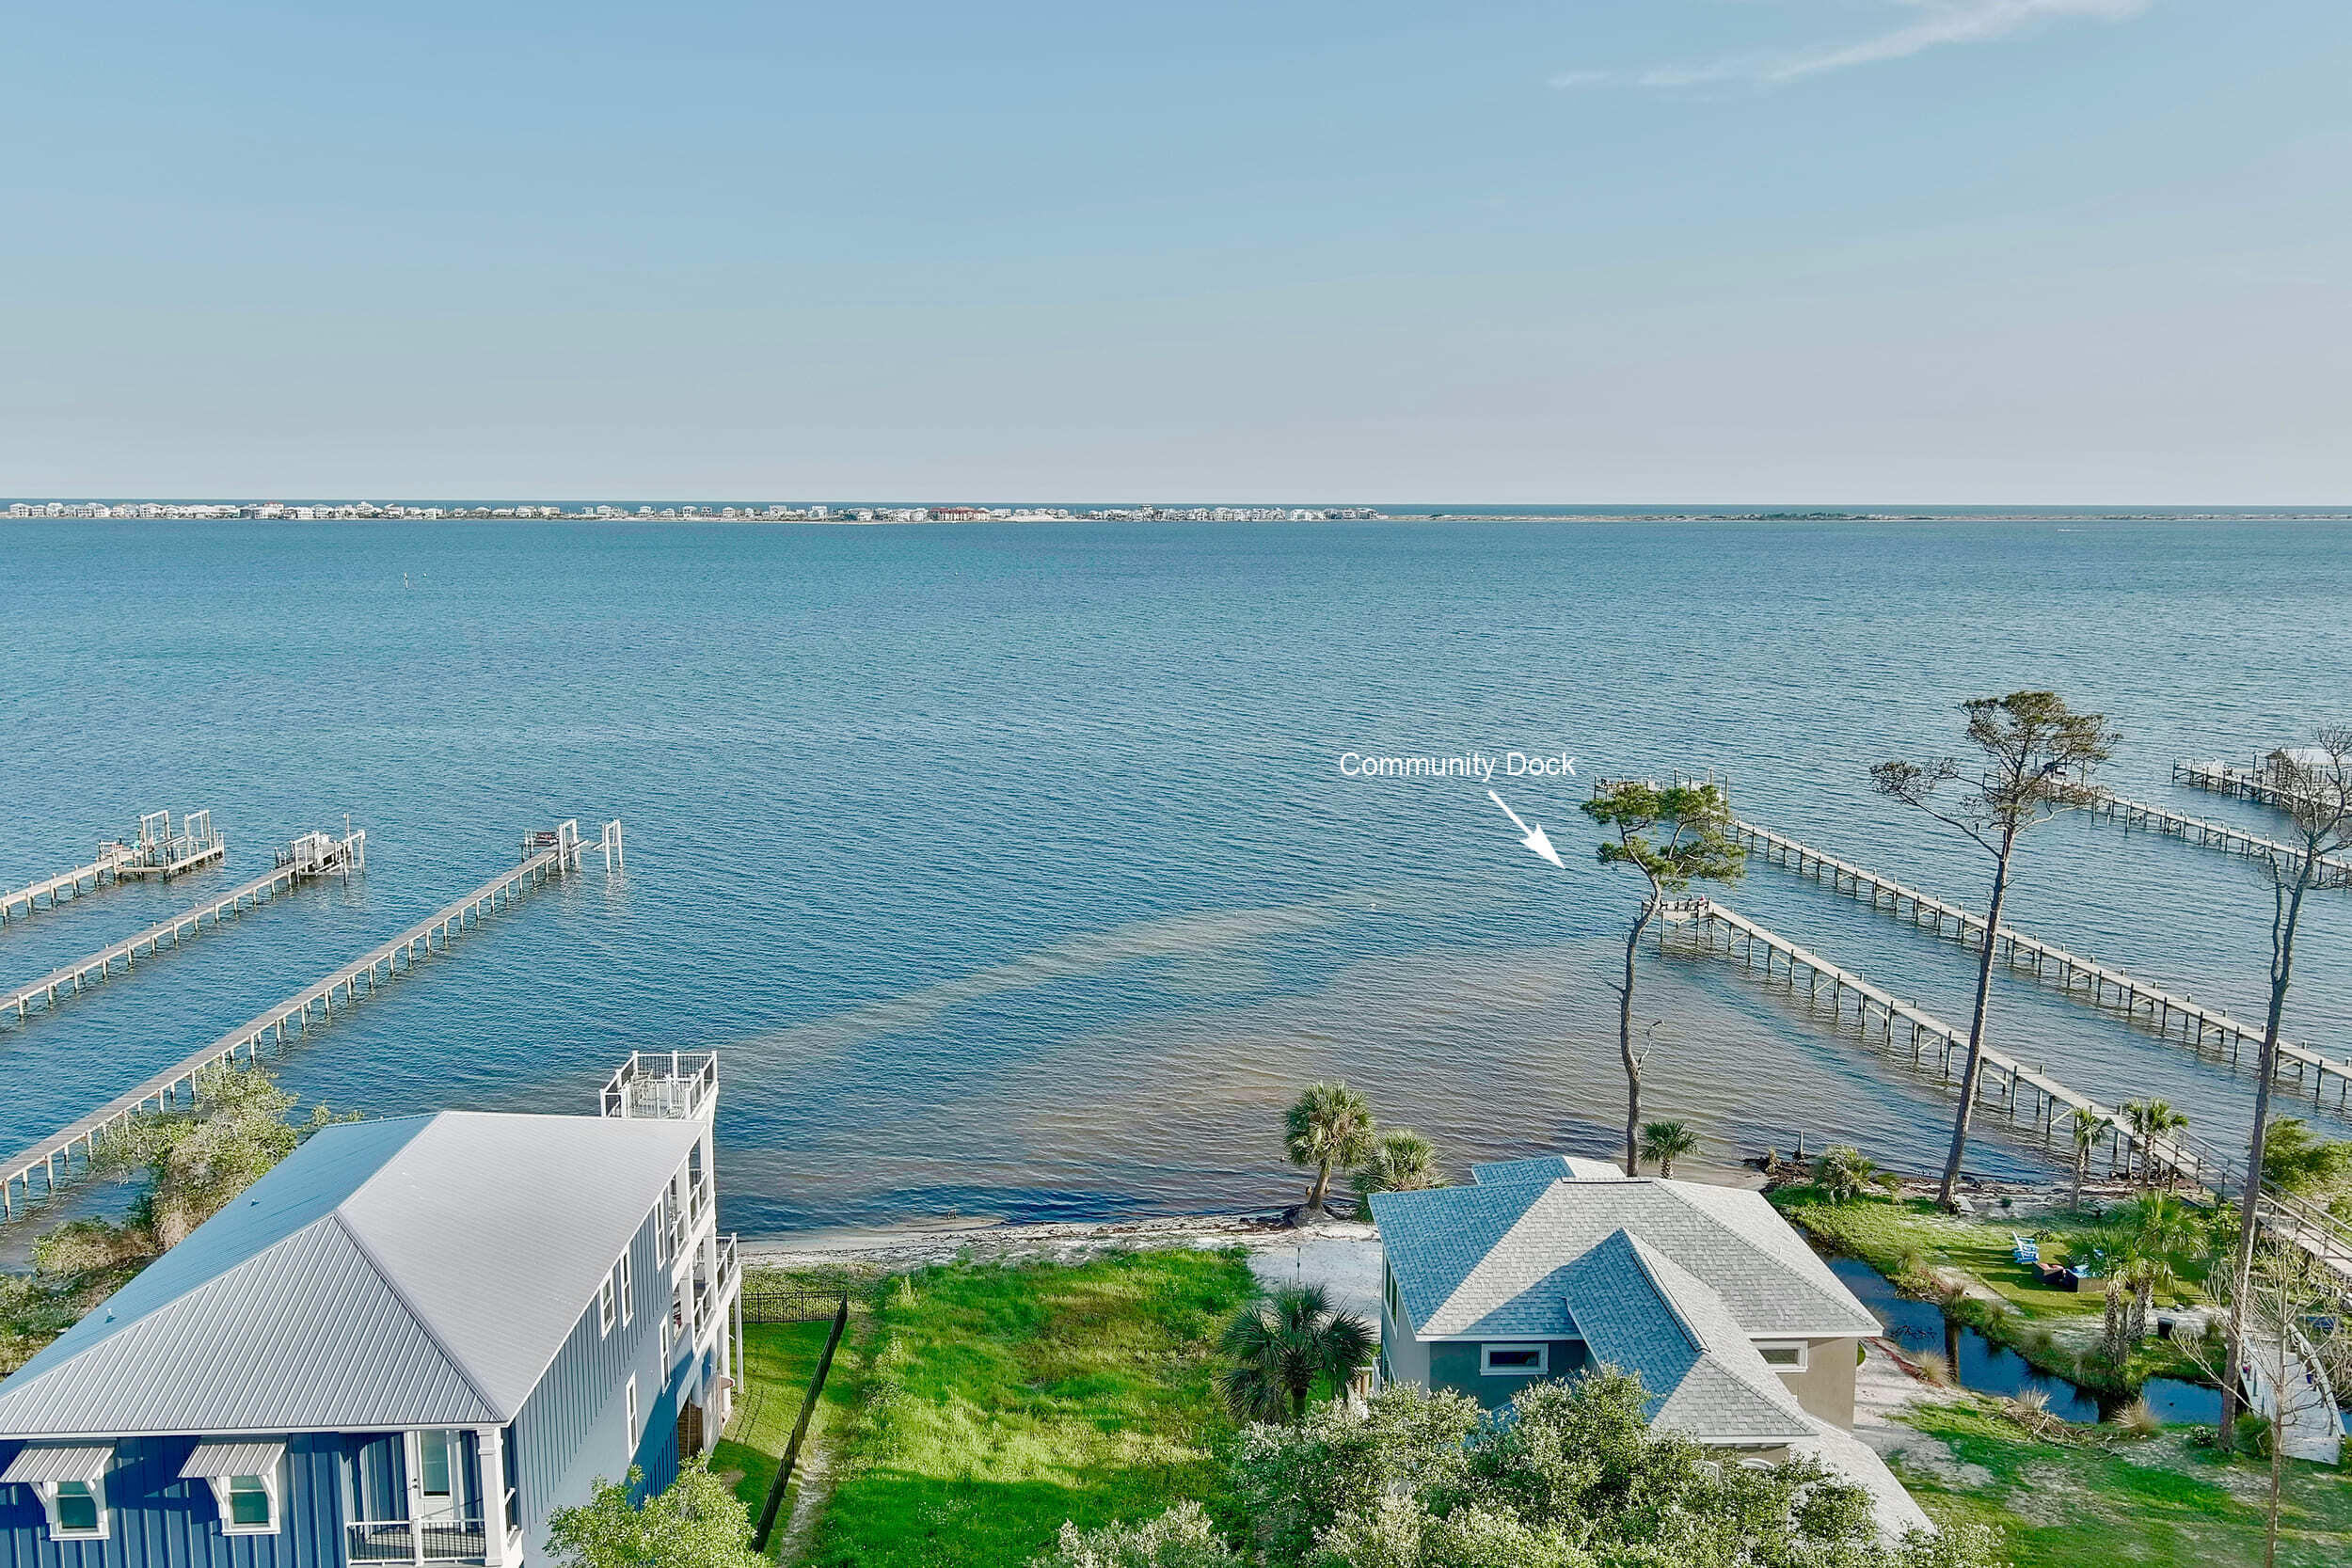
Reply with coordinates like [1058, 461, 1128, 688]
[4, 515, 2348, 1240]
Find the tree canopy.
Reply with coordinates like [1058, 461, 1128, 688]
[547, 1464, 768, 1568]
[1044, 1373, 1995, 1568]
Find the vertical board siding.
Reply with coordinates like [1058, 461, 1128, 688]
[510, 1199, 665, 1550]
[0, 1433, 343, 1568]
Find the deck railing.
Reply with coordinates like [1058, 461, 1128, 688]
[345, 1516, 488, 1563]
[600, 1051, 719, 1120]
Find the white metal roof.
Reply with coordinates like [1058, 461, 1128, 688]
[0, 1112, 703, 1438]
[181, 1439, 286, 1478]
[2, 1443, 112, 1483]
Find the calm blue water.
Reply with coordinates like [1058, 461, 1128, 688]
[3, 516, 2349, 1241]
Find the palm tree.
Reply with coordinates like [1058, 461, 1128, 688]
[2097, 1195, 2205, 1364]
[1284, 1082, 1375, 1219]
[1352, 1128, 1439, 1218]
[1639, 1120, 1700, 1178]
[2069, 1107, 2106, 1212]
[2123, 1100, 2187, 1189]
[1812, 1145, 1898, 1205]
[1219, 1283, 1375, 1423]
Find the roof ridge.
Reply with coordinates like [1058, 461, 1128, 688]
[327, 1210, 506, 1422]
[1616, 1231, 1703, 1355]
[1650, 1181, 1867, 1326]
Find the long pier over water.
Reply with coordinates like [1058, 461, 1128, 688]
[0, 819, 616, 1221]
[1, 847, 135, 925]
[1655, 897, 2352, 1287]
[1728, 817, 2352, 1110]
[2089, 790, 2352, 888]
[3, 831, 365, 1025]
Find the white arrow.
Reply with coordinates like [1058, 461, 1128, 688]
[1487, 790, 1565, 868]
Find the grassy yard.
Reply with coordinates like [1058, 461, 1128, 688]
[1774, 1190, 2217, 1386]
[1893, 1396, 2352, 1568]
[711, 1318, 851, 1523]
[796, 1246, 1258, 1568]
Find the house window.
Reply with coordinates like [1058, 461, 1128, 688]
[183, 1439, 287, 1535]
[599, 1268, 618, 1336]
[6, 1448, 116, 1542]
[625, 1375, 640, 1442]
[53, 1479, 103, 1537]
[618, 1249, 634, 1328]
[1481, 1343, 1549, 1375]
[226, 1474, 274, 1528]
[1756, 1341, 1809, 1371]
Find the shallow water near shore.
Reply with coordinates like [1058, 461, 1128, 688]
[4, 515, 2350, 1239]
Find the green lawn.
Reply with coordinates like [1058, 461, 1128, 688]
[712, 1319, 849, 1522]
[1894, 1397, 2352, 1568]
[798, 1247, 1258, 1568]
[1774, 1191, 2217, 1386]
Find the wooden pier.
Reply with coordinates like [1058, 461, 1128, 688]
[2, 831, 364, 1025]
[0, 819, 614, 1221]
[2088, 790, 2352, 888]
[2174, 758, 2319, 812]
[1, 845, 137, 925]
[117, 809, 228, 880]
[1657, 896, 2352, 1286]
[1729, 818, 2352, 1111]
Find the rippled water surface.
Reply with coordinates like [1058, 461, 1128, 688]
[3, 516, 2349, 1238]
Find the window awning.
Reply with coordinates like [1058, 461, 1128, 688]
[180, 1439, 286, 1479]
[3, 1444, 113, 1485]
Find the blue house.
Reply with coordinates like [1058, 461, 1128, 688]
[0, 1053, 742, 1568]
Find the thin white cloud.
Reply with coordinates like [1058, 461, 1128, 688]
[1552, 0, 2152, 90]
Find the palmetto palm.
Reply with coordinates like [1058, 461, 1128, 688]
[1352, 1128, 1438, 1218]
[2123, 1100, 2188, 1189]
[1219, 1283, 1375, 1423]
[1639, 1120, 1700, 1178]
[2069, 1107, 2106, 1212]
[1284, 1081, 1376, 1218]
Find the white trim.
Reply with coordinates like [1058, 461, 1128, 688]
[623, 1375, 640, 1451]
[206, 1465, 282, 1535]
[598, 1268, 617, 1337]
[41, 1476, 109, 1541]
[1755, 1340, 1810, 1371]
[618, 1247, 634, 1328]
[1479, 1342, 1549, 1376]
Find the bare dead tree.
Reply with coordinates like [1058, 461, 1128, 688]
[2218, 727, 2352, 1439]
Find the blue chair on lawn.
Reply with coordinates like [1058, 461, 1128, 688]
[2012, 1233, 2040, 1266]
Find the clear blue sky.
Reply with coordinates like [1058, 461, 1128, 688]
[6, 2, 2347, 503]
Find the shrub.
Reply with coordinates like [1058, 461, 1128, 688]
[1911, 1351, 1954, 1386]
[2228, 1411, 2274, 1459]
[1031, 1502, 1241, 1568]
[2113, 1398, 2161, 1438]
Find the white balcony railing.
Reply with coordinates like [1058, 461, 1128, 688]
[600, 1052, 718, 1120]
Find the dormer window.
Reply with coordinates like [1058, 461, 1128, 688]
[183, 1438, 287, 1535]
[3, 1443, 115, 1541]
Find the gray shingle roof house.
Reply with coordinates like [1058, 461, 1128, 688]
[1368, 1162, 1879, 1440]
[0, 1053, 742, 1568]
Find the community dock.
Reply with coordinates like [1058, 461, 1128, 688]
[2175, 757, 2320, 811]
[1728, 817, 2352, 1110]
[1654, 896, 2352, 1287]
[2, 831, 364, 1025]
[0, 818, 614, 1220]
[2088, 790, 2352, 888]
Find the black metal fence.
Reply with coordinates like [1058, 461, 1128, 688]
[740, 1286, 851, 1325]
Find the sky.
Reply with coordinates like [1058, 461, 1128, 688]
[4, 1, 2348, 504]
